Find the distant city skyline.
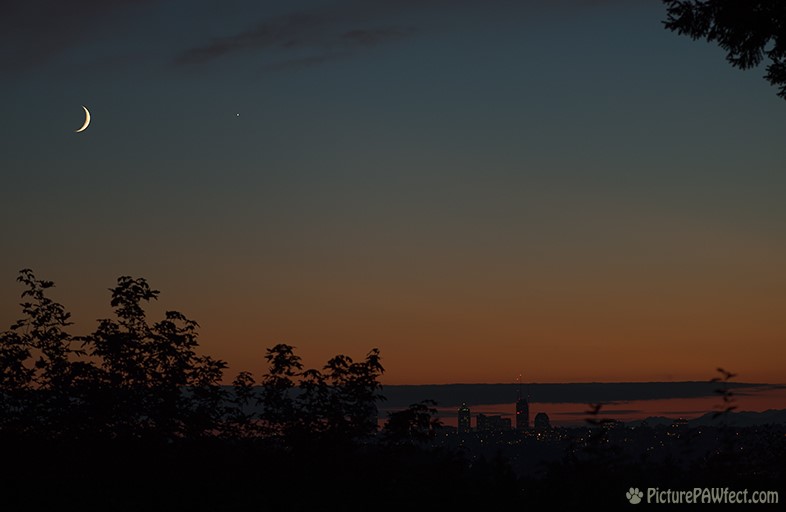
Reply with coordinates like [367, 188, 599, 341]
[381, 381, 786, 427]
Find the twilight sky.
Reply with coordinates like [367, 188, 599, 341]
[2, 0, 785, 385]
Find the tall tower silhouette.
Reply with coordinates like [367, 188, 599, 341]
[458, 403, 471, 433]
[515, 375, 530, 431]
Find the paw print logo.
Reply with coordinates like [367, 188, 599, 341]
[626, 487, 644, 505]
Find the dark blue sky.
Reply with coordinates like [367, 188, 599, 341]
[2, 0, 785, 384]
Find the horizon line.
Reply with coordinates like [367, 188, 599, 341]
[378, 381, 785, 387]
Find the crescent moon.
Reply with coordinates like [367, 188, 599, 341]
[75, 105, 91, 133]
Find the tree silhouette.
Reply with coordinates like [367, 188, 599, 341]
[294, 366, 330, 439]
[0, 269, 89, 438]
[79, 276, 159, 438]
[0, 270, 229, 441]
[662, 0, 786, 99]
[710, 366, 738, 418]
[0, 318, 33, 437]
[383, 399, 442, 445]
[223, 370, 260, 439]
[80, 275, 227, 440]
[1, 270, 388, 446]
[257, 343, 303, 438]
[256, 344, 386, 445]
[321, 349, 385, 441]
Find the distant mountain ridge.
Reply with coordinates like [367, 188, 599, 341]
[629, 408, 786, 427]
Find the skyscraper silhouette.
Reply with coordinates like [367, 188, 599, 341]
[534, 412, 550, 431]
[515, 376, 530, 431]
[458, 403, 471, 433]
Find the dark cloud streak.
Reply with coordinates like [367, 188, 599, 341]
[2, 0, 640, 73]
[263, 52, 351, 72]
[173, 10, 416, 69]
[173, 13, 324, 66]
[171, 0, 613, 71]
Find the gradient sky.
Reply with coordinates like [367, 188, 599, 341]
[2, 0, 786, 385]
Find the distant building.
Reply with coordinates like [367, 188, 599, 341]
[671, 418, 688, 429]
[602, 419, 625, 430]
[458, 403, 472, 433]
[516, 398, 530, 431]
[477, 413, 511, 432]
[534, 412, 551, 431]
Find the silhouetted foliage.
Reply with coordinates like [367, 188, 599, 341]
[383, 399, 442, 444]
[320, 348, 385, 440]
[0, 270, 228, 441]
[662, 0, 786, 99]
[710, 366, 738, 418]
[258, 343, 303, 438]
[224, 370, 259, 438]
[0, 269, 88, 438]
[584, 402, 617, 427]
[0, 270, 389, 450]
[79, 275, 228, 441]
